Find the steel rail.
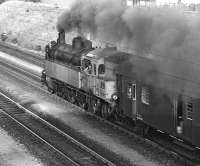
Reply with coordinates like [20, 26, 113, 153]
[0, 108, 80, 166]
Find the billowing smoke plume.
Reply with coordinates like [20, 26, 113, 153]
[57, 0, 200, 98]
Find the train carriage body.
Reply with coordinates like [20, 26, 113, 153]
[116, 73, 200, 147]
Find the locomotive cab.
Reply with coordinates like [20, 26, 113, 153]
[80, 48, 121, 102]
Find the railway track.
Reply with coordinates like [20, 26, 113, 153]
[0, 41, 44, 67]
[91, 116, 200, 166]
[1, 47, 200, 165]
[0, 91, 115, 166]
[112, 120, 200, 165]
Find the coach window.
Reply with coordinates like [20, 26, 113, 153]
[127, 84, 136, 100]
[98, 64, 105, 75]
[186, 101, 193, 120]
[141, 87, 150, 105]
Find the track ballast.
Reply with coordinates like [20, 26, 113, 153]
[0, 91, 115, 166]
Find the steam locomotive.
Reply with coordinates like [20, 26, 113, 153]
[42, 30, 200, 149]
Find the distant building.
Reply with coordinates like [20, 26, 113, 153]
[126, 0, 157, 7]
[126, 0, 199, 8]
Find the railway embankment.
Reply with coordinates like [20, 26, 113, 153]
[0, 1, 63, 52]
[0, 1, 108, 54]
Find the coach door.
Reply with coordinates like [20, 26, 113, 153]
[127, 83, 137, 120]
[175, 99, 184, 135]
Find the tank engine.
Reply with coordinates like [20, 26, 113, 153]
[42, 30, 129, 118]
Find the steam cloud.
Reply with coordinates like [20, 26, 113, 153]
[57, 0, 200, 98]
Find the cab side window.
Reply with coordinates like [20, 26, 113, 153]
[82, 59, 92, 74]
[98, 64, 105, 75]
